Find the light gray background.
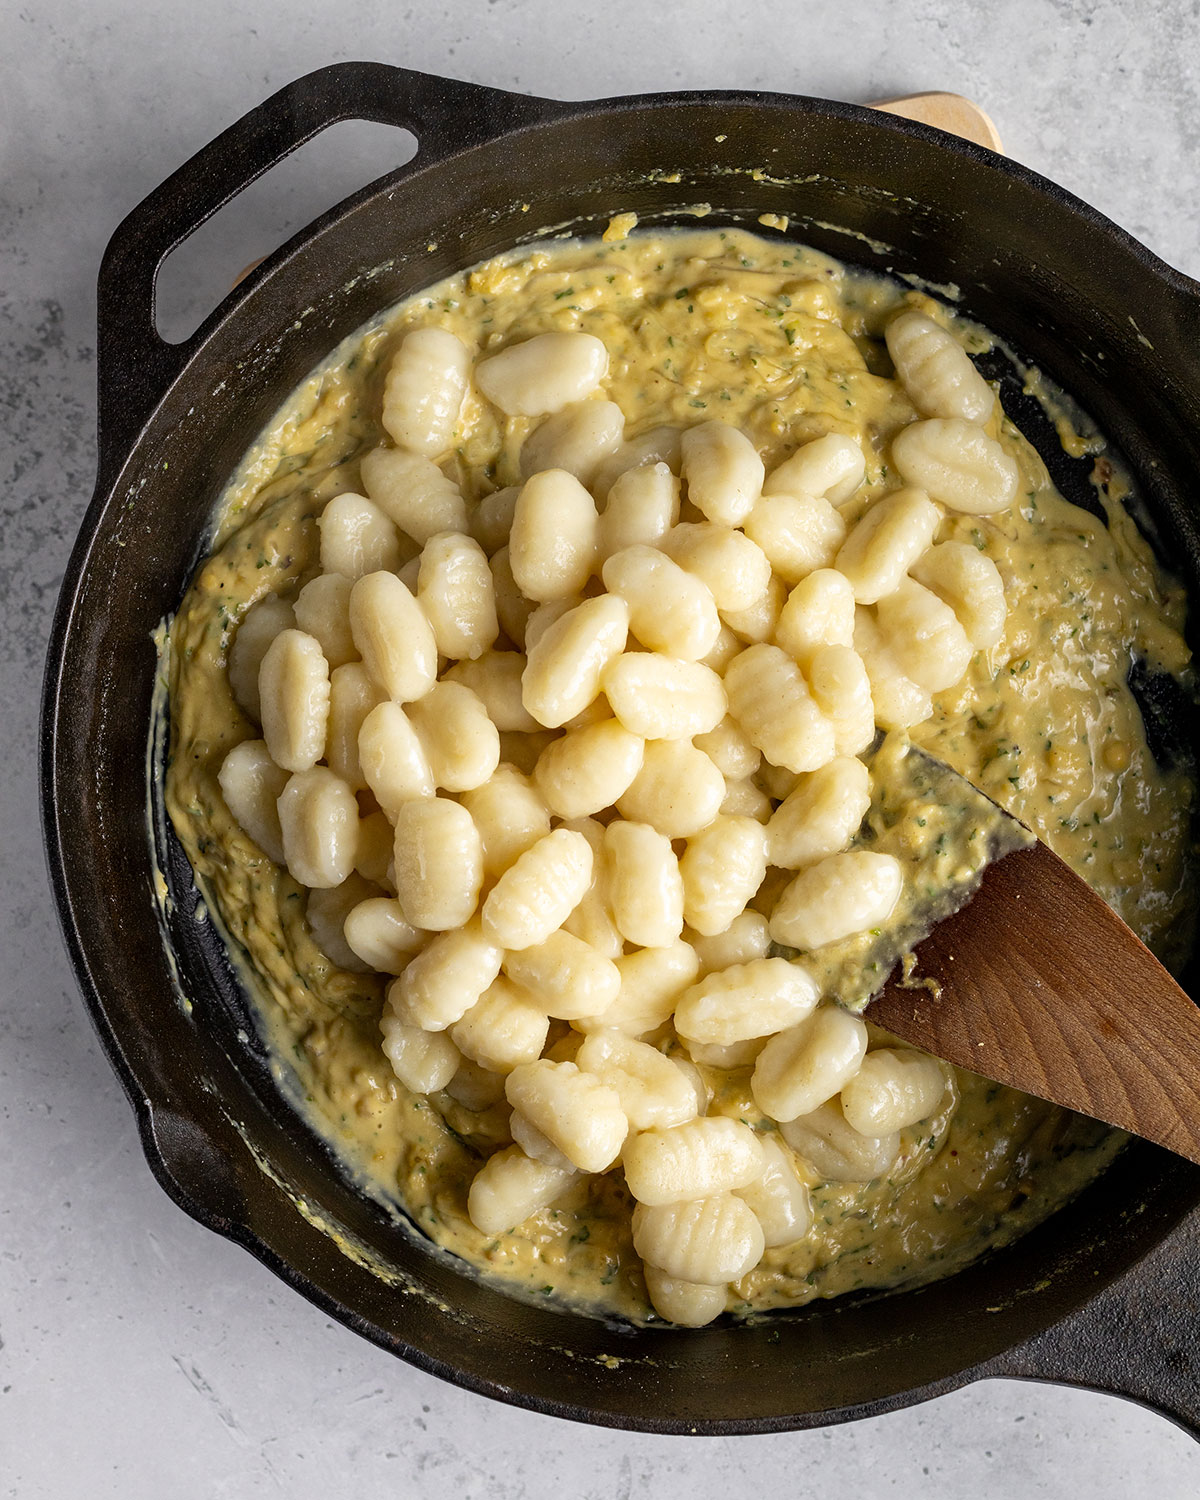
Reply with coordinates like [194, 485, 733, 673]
[3, 1, 1199, 1494]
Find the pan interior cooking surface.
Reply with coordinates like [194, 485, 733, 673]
[44, 68, 1200, 1431]
[157, 215, 1194, 1331]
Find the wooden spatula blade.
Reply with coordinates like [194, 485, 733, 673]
[869, 841, 1200, 1163]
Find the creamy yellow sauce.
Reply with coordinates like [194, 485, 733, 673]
[162, 226, 1194, 1324]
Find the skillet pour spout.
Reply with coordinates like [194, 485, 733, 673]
[41, 60, 1200, 1436]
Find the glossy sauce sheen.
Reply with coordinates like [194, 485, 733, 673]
[162, 226, 1194, 1323]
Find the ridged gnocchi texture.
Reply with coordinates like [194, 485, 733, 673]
[381, 326, 471, 458]
[203, 264, 1036, 1329]
[885, 310, 995, 425]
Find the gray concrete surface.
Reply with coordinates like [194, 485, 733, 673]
[3, 1, 1199, 1494]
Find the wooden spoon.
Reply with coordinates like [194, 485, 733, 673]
[868, 91, 1005, 152]
[869, 839, 1200, 1163]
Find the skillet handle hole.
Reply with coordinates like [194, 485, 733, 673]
[154, 119, 417, 345]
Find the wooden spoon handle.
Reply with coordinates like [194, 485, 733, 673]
[870, 842, 1200, 1163]
[869, 92, 1005, 153]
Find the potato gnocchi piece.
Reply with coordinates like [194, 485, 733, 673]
[734, 1136, 814, 1247]
[770, 849, 904, 951]
[318, 492, 407, 581]
[885, 309, 995, 425]
[305, 874, 381, 972]
[751, 1005, 869, 1122]
[470, 485, 520, 557]
[852, 607, 934, 731]
[559, 817, 624, 960]
[693, 715, 761, 780]
[605, 820, 685, 948]
[674, 957, 820, 1048]
[719, 775, 773, 824]
[660, 522, 773, 615]
[834, 488, 942, 605]
[891, 417, 1019, 515]
[349, 571, 438, 704]
[359, 446, 469, 543]
[277, 766, 359, 888]
[601, 545, 722, 661]
[293, 573, 356, 670]
[572, 941, 701, 1036]
[723, 643, 836, 774]
[839, 1048, 949, 1135]
[354, 810, 395, 889]
[680, 421, 765, 526]
[228, 593, 297, 723]
[502, 929, 621, 1021]
[407, 681, 501, 794]
[805, 644, 875, 758]
[475, 331, 609, 416]
[343, 896, 427, 974]
[524, 596, 584, 656]
[685, 1037, 766, 1069]
[642, 1267, 727, 1327]
[416, 531, 499, 661]
[504, 1058, 628, 1173]
[380, 1011, 461, 1094]
[763, 432, 866, 504]
[445, 1059, 508, 1112]
[508, 1109, 578, 1173]
[357, 700, 435, 818]
[444, 651, 539, 733]
[719, 572, 787, 644]
[597, 460, 680, 559]
[392, 796, 484, 931]
[389, 918, 503, 1031]
[743, 493, 847, 584]
[779, 1098, 900, 1183]
[467, 1146, 577, 1235]
[217, 738, 289, 865]
[381, 325, 471, 458]
[521, 594, 629, 728]
[592, 426, 682, 503]
[774, 568, 856, 662]
[490, 545, 535, 647]
[767, 756, 871, 870]
[679, 816, 769, 937]
[258, 628, 331, 773]
[533, 717, 645, 820]
[481, 827, 594, 950]
[603, 654, 726, 741]
[519, 399, 624, 484]
[326, 662, 384, 790]
[874, 578, 974, 694]
[909, 540, 1007, 649]
[632, 1194, 765, 1284]
[461, 764, 551, 879]
[576, 1029, 701, 1131]
[688, 911, 771, 975]
[624, 1117, 764, 1205]
[509, 469, 600, 603]
[756, 760, 801, 803]
[451, 975, 550, 1074]
[615, 737, 726, 840]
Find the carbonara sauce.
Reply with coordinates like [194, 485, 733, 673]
[162, 226, 1194, 1322]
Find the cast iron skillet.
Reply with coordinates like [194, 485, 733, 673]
[41, 61, 1200, 1435]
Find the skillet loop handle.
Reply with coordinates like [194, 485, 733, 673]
[95, 60, 556, 487]
[980, 1208, 1200, 1442]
